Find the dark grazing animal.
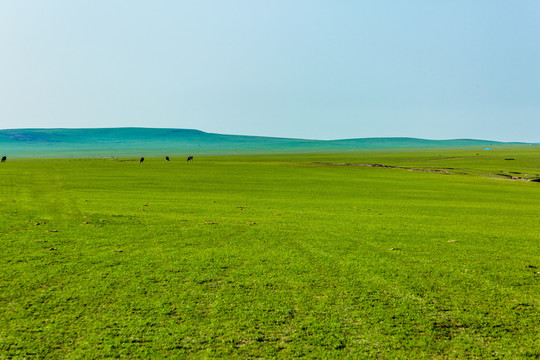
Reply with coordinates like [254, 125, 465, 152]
[187, 156, 194, 163]
[165, 156, 170, 162]
[139, 157, 144, 164]
[1, 156, 5, 163]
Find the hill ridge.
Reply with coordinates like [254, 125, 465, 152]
[0, 128, 530, 158]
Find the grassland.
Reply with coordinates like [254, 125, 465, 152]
[1, 148, 539, 358]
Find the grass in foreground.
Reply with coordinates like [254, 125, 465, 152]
[0, 148, 539, 358]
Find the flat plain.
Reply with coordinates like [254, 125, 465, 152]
[1, 148, 539, 359]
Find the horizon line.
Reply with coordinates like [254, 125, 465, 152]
[0, 126, 537, 144]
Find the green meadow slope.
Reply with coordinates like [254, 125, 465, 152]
[1, 148, 539, 358]
[0, 128, 529, 158]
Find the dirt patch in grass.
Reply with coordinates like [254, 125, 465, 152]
[313, 162, 540, 182]
[312, 162, 454, 174]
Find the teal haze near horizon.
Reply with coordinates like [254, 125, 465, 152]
[1, 127, 530, 159]
[1, 1, 539, 142]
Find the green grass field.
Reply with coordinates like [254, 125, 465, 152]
[1, 148, 539, 358]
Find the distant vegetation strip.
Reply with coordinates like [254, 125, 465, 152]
[0, 127, 533, 158]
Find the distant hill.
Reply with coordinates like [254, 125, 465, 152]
[0, 128, 530, 158]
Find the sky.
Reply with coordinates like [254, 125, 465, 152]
[0, 1, 539, 141]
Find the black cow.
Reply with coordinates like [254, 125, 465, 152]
[165, 156, 170, 162]
[1, 156, 5, 163]
[139, 157, 144, 164]
[187, 156, 194, 163]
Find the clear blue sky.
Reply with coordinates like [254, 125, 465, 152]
[1, 1, 539, 141]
